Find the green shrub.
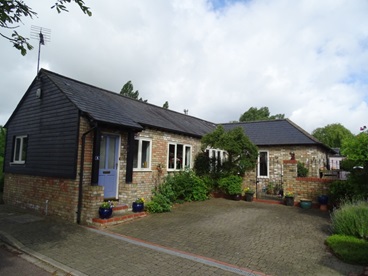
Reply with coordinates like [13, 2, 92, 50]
[193, 152, 210, 176]
[145, 194, 172, 213]
[329, 180, 356, 205]
[297, 161, 308, 177]
[166, 170, 208, 202]
[331, 200, 368, 240]
[218, 175, 242, 195]
[326, 234, 368, 265]
[146, 170, 209, 213]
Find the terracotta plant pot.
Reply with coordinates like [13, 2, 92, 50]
[232, 194, 242, 201]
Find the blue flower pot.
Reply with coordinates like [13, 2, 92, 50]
[318, 195, 328, 205]
[132, 202, 144, 212]
[99, 207, 113, 219]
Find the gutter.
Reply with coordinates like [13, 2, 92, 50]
[77, 125, 96, 224]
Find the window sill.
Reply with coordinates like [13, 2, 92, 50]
[10, 161, 26, 165]
[133, 169, 152, 172]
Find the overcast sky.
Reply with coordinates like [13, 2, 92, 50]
[1, 0, 367, 134]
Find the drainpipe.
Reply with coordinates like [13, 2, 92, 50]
[77, 126, 96, 224]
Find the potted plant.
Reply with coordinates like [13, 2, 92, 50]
[243, 187, 255, 202]
[218, 175, 243, 200]
[99, 201, 114, 219]
[284, 191, 295, 206]
[300, 198, 312, 209]
[266, 182, 274, 194]
[132, 197, 145, 212]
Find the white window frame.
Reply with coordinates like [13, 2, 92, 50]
[133, 138, 152, 171]
[258, 150, 269, 178]
[167, 143, 192, 171]
[12, 135, 28, 164]
[206, 148, 227, 164]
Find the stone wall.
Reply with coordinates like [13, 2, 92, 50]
[242, 145, 329, 195]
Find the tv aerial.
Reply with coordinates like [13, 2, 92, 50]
[31, 25, 51, 74]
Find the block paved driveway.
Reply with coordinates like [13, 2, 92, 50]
[109, 198, 363, 276]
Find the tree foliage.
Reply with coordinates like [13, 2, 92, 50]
[312, 123, 354, 148]
[201, 125, 258, 176]
[120, 80, 147, 102]
[341, 132, 368, 165]
[341, 130, 368, 199]
[0, 0, 92, 55]
[163, 101, 169, 109]
[0, 126, 5, 158]
[239, 107, 284, 122]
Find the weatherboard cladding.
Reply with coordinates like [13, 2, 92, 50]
[43, 69, 216, 137]
[222, 120, 323, 146]
[4, 75, 79, 178]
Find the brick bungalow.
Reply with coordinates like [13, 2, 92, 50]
[3, 69, 333, 223]
[3, 69, 215, 224]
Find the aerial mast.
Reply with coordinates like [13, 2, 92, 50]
[31, 25, 51, 74]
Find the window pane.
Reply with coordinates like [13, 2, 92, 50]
[99, 136, 106, 169]
[14, 137, 21, 161]
[107, 137, 117, 169]
[259, 152, 268, 176]
[133, 140, 139, 168]
[141, 140, 150, 168]
[176, 144, 183, 169]
[21, 137, 28, 161]
[168, 144, 175, 169]
[184, 146, 191, 168]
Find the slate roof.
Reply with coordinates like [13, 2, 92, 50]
[41, 69, 216, 137]
[222, 119, 330, 150]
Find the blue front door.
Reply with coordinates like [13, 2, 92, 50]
[98, 134, 119, 198]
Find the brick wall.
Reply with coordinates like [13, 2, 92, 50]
[118, 128, 202, 206]
[3, 174, 79, 222]
[3, 117, 98, 224]
[283, 160, 332, 203]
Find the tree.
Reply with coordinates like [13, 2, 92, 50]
[120, 81, 147, 102]
[340, 130, 368, 198]
[239, 107, 284, 122]
[341, 131, 368, 166]
[0, 126, 5, 158]
[312, 123, 354, 148]
[1, 1, 92, 55]
[201, 125, 258, 176]
[163, 101, 169, 109]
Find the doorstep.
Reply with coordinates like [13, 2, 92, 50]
[92, 211, 147, 228]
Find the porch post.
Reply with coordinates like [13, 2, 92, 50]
[91, 128, 101, 185]
[126, 131, 135, 183]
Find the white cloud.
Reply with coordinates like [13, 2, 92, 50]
[1, 0, 367, 134]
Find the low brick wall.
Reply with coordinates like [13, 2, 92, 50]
[283, 160, 332, 203]
[3, 173, 79, 222]
[3, 173, 107, 224]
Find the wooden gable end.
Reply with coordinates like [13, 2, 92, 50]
[4, 74, 80, 178]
